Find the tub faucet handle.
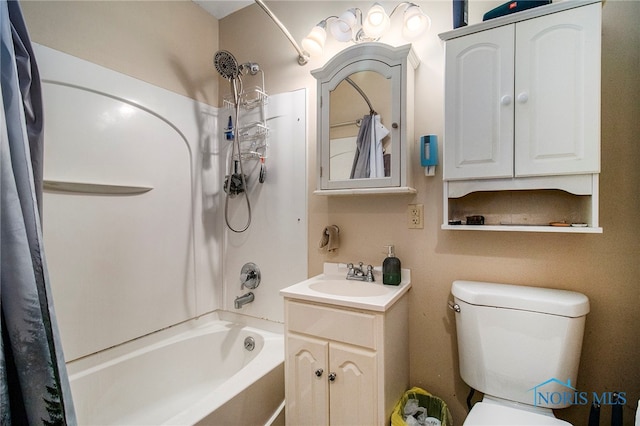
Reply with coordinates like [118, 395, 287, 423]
[240, 262, 261, 289]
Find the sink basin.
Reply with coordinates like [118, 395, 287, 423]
[280, 263, 411, 312]
[309, 280, 393, 297]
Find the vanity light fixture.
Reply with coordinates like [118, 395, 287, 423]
[363, 4, 391, 39]
[402, 4, 432, 40]
[330, 9, 358, 42]
[254, 0, 430, 65]
[302, 2, 430, 58]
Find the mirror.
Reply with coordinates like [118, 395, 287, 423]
[312, 43, 418, 194]
[329, 71, 392, 181]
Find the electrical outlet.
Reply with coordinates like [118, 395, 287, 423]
[408, 204, 424, 229]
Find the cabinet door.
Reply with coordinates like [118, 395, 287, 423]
[444, 24, 515, 180]
[328, 342, 378, 426]
[285, 334, 329, 426]
[514, 3, 601, 176]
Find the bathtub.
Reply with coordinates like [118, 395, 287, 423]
[67, 312, 285, 425]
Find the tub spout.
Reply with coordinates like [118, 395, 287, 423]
[234, 292, 254, 309]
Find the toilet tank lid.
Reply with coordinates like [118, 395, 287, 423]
[452, 280, 590, 317]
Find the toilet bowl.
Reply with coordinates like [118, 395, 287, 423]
[450, 280, 589, 426]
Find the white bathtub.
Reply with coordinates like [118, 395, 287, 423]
[67, 312, 285, 425]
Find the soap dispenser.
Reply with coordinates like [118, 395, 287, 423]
[382, 245, 401, 285]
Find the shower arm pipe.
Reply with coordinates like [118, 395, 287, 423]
[254, 0, 309, 66]
[345, 76, 376, 115]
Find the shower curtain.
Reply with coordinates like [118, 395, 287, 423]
[350, 114, 388, 179]
[0, 1, 76, 424]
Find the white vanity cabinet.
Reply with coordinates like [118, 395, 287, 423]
[440, 1, 603, 232]
[284, 297, 409, 425]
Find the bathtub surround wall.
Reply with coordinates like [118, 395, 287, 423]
[22, 1, 640, 424]
[222, 89, 308, 321]
[32, 26, 299, 426]
[36, 43, 223, 360]
[26, 0, 307, 348]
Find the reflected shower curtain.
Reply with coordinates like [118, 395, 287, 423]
[350, 114, 388, 179]
[0, 1, 76, 424]
[350, 114, 373, 179]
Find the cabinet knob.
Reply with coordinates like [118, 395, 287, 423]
[328, 372, 337, 382]
[517, 92, 529, 104]
[315, 368, 323, 377]
[500, 95, 512, 106]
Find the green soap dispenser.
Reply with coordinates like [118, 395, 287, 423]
[382, 245, 401, 285]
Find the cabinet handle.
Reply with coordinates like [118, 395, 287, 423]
[500, 95, 512, 106]
[517, 92, 529, 104]
[328, 372, 337, 382]
[315, 368, 324, 377]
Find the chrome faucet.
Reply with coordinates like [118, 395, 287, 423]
[234, 292, 254, 309]
[346, 262, 375, 282]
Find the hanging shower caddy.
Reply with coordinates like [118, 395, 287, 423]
[223, 70, 269, 183]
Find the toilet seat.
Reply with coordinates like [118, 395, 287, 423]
[463, 401, 572, 425]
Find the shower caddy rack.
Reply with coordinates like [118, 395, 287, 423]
[223, 80, 269, 163]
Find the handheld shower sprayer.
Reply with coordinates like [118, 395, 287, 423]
[214, 50, 240, 81]
[214, 49, 252, 233]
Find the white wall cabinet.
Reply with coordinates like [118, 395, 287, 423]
[440, 1, 602, 232]
[284, 297, 408, 425]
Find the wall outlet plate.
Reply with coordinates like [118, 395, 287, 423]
[408, 204, 424, 229]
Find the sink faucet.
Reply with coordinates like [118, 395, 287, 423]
[346, 262, 375, 282]
[234, 292, 254, 309]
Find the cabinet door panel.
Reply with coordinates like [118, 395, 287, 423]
[329, 343, 377, 426]
[515, 3, 601, 176]
[286, 334, 329, 426]
[444, 24, 515, 180]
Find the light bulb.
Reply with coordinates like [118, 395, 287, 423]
[363, 4, 390, 39]
[329, 10, 357, 42]
[302, 25, 327, 57]
[402, 5, 430, 40]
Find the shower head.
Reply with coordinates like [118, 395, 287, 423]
[214, 50, 240, 80]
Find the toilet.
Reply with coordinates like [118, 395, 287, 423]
[451, 280, 590, 425]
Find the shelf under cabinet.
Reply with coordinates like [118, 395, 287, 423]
[442, 175, 601, 234]
[441, 224, 602, 233]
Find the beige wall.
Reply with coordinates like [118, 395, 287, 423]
[22, 0, 220, 106]
[22, 0, 640, 424]
[222, 1, 640, 424]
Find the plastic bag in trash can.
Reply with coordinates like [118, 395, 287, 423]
[391, 387, 453, 426]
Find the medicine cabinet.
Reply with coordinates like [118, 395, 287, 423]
[439, 0, 603, 233]
[312, 43, 419, 195]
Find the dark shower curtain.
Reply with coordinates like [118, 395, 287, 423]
[0, 1, 76, 424]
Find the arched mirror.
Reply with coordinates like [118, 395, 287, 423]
[312, 43, 419, 195]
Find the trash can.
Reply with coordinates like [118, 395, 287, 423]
[391, 387, 453, 426]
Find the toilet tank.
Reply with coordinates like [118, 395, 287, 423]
[451, 280, 589, 409]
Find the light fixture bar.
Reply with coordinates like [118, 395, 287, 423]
[254, 0, 309, 65]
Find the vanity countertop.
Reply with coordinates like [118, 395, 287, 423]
[280, 262, 411, 312]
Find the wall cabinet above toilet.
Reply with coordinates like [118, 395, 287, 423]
[439, 1, 602, 233]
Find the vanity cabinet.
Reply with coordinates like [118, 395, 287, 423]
[284, 297, 408, 425]
[440, 1, 602, 232]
